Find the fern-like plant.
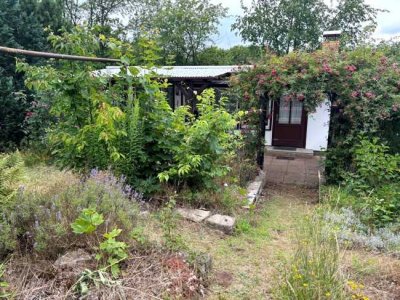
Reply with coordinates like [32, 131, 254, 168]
[0, 151, 23, 257]
[0, 152, 23, 207]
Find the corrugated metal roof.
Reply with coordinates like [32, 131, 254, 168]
[97, 65, 250, 79]
[323, 30, 342, 37]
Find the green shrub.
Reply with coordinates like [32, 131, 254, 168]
[158, 89, 239, 189]
[345, 137, 399, 192]
[325, 138, 400, 228]
[0, 169, 140, 258]
[323, 183, 400, 229]
[360, 184, 400, 228]
[20, 27, 240, 195]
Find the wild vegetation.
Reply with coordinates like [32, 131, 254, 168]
[1, 0, 399, 298]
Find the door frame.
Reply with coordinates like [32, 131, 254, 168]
[271, 99, 308, 148]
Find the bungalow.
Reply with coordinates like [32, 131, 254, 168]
[99, 54, 335, 153]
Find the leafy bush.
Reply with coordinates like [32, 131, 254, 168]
[20, 27, 239, 194]
[327, 137, 400, 228]
[345, 137, 399, 192]
[323, 183, 400, 229]
[0, 169, 140, 258]
[158, 89, 239, 189]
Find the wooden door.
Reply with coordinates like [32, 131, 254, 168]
[272, 99, 307, 148]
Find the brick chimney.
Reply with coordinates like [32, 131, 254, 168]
[322, 30, 342, 51]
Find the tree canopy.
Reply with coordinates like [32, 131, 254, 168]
[129, 0, 228, 65]
[233, 0, 383, 54]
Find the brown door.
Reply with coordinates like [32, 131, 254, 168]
[272, 98, 307, 148]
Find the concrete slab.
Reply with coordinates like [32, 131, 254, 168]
[205, 214, 235, 234]
[264, 152, 322, 188]
[176, 208, 211, 223]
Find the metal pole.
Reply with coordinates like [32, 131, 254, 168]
[0, 46, 120, 63]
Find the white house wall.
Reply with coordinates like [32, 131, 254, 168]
[264, 99, 331, 151]
[305, 99, 330, 151]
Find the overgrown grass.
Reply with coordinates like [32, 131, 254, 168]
[274, 212, 349, 300]
[175, 185, 313, 299]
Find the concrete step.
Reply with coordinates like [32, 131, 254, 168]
[266, 146, 314, 158]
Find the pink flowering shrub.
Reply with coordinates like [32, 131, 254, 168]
[232, 45, 400, 182]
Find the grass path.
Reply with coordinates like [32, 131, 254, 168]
[179, 184, 318, 299]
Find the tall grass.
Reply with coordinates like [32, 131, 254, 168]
[274, 212, 348, 300]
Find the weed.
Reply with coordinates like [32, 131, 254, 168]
[159, 197, 186, 251]
[96, 229, 128, 277]
[73, 269, 120, 297]
[71, 209, 104, 234]
[0, 263, 12, 299]
[235, 219, 252, 234]
[274, 212, 349, 300]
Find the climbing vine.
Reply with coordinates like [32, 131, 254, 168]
[233, 46, 400, 182]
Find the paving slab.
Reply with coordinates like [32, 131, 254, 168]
[205, 214, 235, 234]
[264, 152, 322, 188]
[176, 208, 211, 223]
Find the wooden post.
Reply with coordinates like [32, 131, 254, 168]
[0, 46, 120, 63]
[257, 94, 267, 169]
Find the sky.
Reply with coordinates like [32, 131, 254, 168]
[211, 0, 400, 48]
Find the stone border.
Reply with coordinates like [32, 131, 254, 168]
[176, 208, 236, 234]
[174, 170, 266, 234]
[243, 170, 266, 209]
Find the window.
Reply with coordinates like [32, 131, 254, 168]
[265, 98, 273, 130]
[278, 98, 303, 125]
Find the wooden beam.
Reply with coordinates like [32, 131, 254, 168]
[0, 46, 120, 63]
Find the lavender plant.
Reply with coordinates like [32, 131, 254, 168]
[0, 169, 141, 258]
[323, 208, 400, 254]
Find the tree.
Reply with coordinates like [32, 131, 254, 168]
[233, 0, 328, 54]
[37, 0, 66, 32]
[126, 0, 164, 41]
[61, 0, 127, 32]
[197, 45, 263, 65]
[153, 0, 228, 65]
[233, 0, 382, 54]
[0, 0, 48, 151]
[80, 0, 127, 28]
[328, 0, 384, 47]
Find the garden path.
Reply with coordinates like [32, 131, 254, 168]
[179, 184, 316, 299]
[264, 152, 322, 188]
